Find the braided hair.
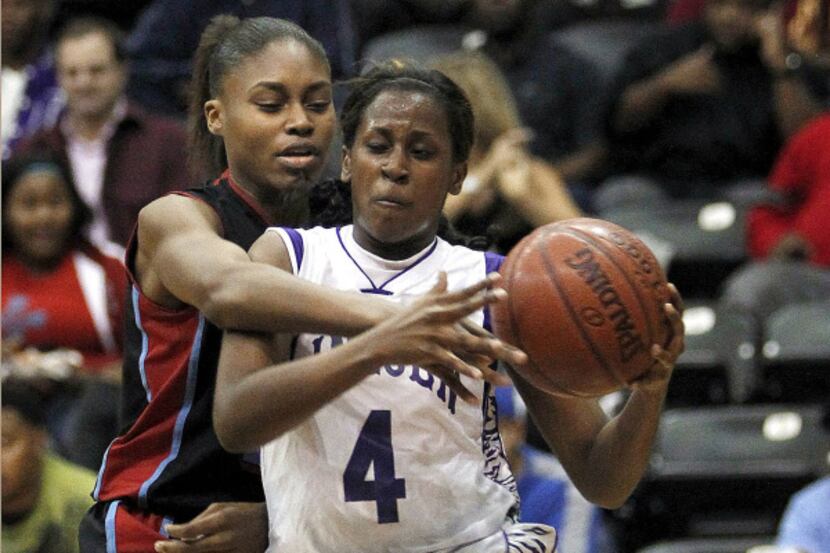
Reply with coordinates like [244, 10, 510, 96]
[309, 60, 488, 249]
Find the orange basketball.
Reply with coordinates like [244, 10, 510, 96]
[492, 218, 672, 397]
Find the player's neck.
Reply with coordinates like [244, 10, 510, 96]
[352, 225, 436, 261]
[231, 172, 310, 227]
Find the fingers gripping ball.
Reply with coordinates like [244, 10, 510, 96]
[492, 218, 672, 397]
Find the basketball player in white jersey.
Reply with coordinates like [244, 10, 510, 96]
[213, 62, 685, 553]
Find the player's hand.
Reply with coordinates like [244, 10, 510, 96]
[632, 283, 685, 393]
[365, 272, 523, 402]
[153, 502, 268, 553]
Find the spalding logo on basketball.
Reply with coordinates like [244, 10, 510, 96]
[491, 218, 672, 397]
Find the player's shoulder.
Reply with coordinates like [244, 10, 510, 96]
[437, 238, 504, 273]
[261, 225, 340, 272]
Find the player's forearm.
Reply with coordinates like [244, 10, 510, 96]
[214, 333, 384, 453]
[580, 385, 668, 508]
[200, 264, 396, 336]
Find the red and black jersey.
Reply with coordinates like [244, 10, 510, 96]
[93, 171, 270, 521]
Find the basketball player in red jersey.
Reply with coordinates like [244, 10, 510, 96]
[79, 17, 523, 553]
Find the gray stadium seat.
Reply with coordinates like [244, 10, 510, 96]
[549, 19, 660, 86]
[610, 404, 830, 551]
[360, 25, 463, 69]
[672, 303, 758, 405]
[760, 301, 830, 403]
[601, 200, 749, 299]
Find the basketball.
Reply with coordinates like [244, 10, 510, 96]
[491, 218, 672, 397]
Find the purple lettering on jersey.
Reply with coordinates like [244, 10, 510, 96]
[384, 364, 405, 377]
[409, 366, 434, 390]
[309, 335, 461, 414]
[312, 334, 344, 354]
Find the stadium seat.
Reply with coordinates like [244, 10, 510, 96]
[601, 200, 749, 299]
[759, 301, 830, 403]
[360, 25, 462, 68]
[671, 302, 758, 406]
[610, 403, 830, 551]
[549, 19, 659, 86]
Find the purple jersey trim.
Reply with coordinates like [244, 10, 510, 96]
[279, 227, 305, 272]
[483, 252, 504, 333]
[336, 227, 438, 294]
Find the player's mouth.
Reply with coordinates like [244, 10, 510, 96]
[373, 196, 410, 209]
[275, 143, 321, 170]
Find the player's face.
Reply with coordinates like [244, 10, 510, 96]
[57, 31, 127, 122]
[1, 408, 45, 516]
[4, 169, 75, 267]
[206, 39, 335, 196]
[344, 89, 466, 259]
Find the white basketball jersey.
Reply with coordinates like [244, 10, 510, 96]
[261, 225, 519, 553]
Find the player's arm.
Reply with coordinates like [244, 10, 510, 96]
[514, 289, 684, 509]
[214, 268, 514, 453]
[135, 194, 396, 336]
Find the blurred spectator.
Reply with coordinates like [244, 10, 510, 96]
[787, 0, 829, 57]
[361, 0, 608, 190]
[666, 0, 800, 27]
[775, 404, 830, 553]
[16, 16, 190, 247]
[432, 51, 582, 252]
[350, 0, 467, 54]
[599, 0, 824, 209]
[1, 378, 96, 553]
[124, 0, 357, 116]
[2, 152, 126, 374]
[1, 0, 64, 157]
[61, 377, 121, 471]
[748, 112, 830, 266]
[776, 476, 830, 553]
[665, 0, 710, 24]
[495, 386, 615, 553]
[720, 112, 830, 323]
[53, 0, 153, 30]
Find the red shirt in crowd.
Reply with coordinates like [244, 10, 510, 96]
[748, 113, 830, 267]
[2, 242, 127, 371]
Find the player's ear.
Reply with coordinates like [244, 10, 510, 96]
[205, 99, 224, 136]
[340, 145, 352, 182]
[448, 161, 467, 196]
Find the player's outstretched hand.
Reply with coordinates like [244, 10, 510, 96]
[632, 283, 685, 393]
[364, 272, 525, 403]
[153, 502, 267, 553]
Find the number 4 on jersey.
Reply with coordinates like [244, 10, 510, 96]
[343, 410, 406, 523]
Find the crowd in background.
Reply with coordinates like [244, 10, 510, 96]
[2, 0, 829, 552]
